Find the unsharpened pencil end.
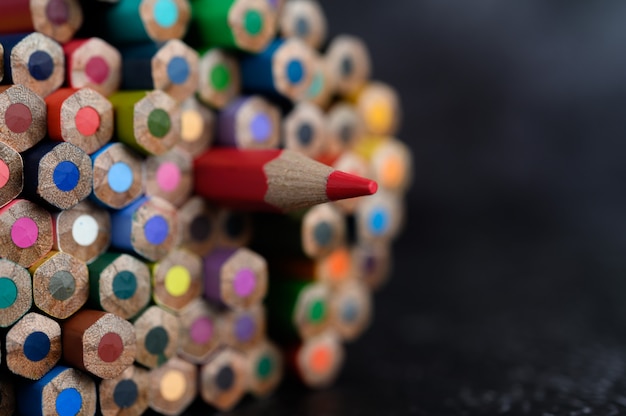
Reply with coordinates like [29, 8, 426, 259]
[325, 171, 378, 201]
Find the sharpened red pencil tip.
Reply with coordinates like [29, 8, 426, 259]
[325, 171, 378, 201]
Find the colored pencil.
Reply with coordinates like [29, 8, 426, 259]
[279, 0, 327, 50]
[290, 331, 343, 388]
[215, 207, 253, 248]
[99, 365, 150, 416]
[221, 304, 266, 350]
[246, 339, 283, 398]
[0, 199, 53, 268]
[0, 0, 83, 43]
[198, 347, 248, 411]
[0, 374, 15, 416]
[22, 141, 93, 210]
[283, 101, 326, 158]
[329, 279, 372, 342]
[355, 136, 412, 194]
[197, 48, 240, 109]
[324, 102, 364, 159]
[176, 97, 214, 157]
[63, 37, 122, 97]
[216, 95, 280, 149]
[109, 196, 179, 261]
[103, 0, 191, 45]
[193, 148, 378, 212]
[303, 52, 335, 108]
[352, 81, 401, 137]
[45, 87, 113, 155]
[0, 258, 32, 327]
[151, 248, 203, 312]
[108, 90, 181, 156]
[178, 298, 221, 364]
[0, 43, 3, 81]
[0, 84, 46, 152]
[144, 147, 193, 207]
[87, 252, 151, 320]
[250, 203, 346, 259]
[90, 142, 144, 209]
[133, 305, 180, 368]
[178, 196, 217, 256]
[265, 280, 330, 341]
[188, 0, 276, 52]
[0, 141, 23, 208]
[29, 250, 89, 320]
[203, 246, 268, 308]
[326, 35, 371, 97]
[240, 38, 315, 101]
[62, 309, 136, 379]
[119, 39, 199, 102]
[352, 241, 392, 291]
[354, 188, 403, 243]
[5, 312, 62, 380]
[330, 152, 370, 214]
[148, 357, 197, 416]
[52, 200, 111, 263]
[0, 32, 65, 97]
[17, 365, 97, 416]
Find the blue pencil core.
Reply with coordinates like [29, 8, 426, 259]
[313, 222, 333, 246]
[286, 59, 305, 84]
[144, 215, 169, 245]
[295, 17, 310, 36]
[167, 56, 189, 85]
[53, 161, 80, 192]
[108, 162, 133, 193]
[23, 331, 50, 362]
[370, 209, 389, 236]
[342, 300, 359, 323]
[153, 0, 178, 28]
[113, 379, 138, 408]
[56, 388, 82, 416]
[250, 113, 272, 142]
[28, 51, 54, 81]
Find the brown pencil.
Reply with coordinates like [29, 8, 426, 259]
[198, 346, 248, 411]
[176, 97, 214, 158]
[178, 298, 222, 364]
[0, 141, 23, 208]
[246, 339, 283, 398]
[326, 35, 371, 97]
[0, 258, 32, 327]
[0, 199, 53, 268]
[91, 142, 144, 209]
[0, 84, 47, 152]
[99, 365, 150, 416]
[133, 305, 180, 369]
[151, 248, 203, 313]
[149, 357, 197, 416]
[5, 312, 62, 380]
[0, 374, 15, 416]
[144, 147, 193, 207]
[29, 250, 89, 320]
[62, 309, 136, 379]
[283, 101, 327, 159]
[178, 196, 217, 256]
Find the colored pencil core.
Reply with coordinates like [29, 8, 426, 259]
[85, 57, 109, 84]
[0, 160, 9, 188]
[310, 346, 331, 374]
[313, 222, 333, 246]
[114, 380, 138, 408]
[215, 366, 235, 391]
[75, 107, 101, 136]
[325, 171, 378, 201]
[53, 161, 80, 192]
[72, 215, 98, 246]
[328, 249, 350, 280]
[342, 300, 359, 323]
[257, 355, 273, 379]
[233, 268, 256, 297]
[297, 123, 314, 146]
[5, 103, 32, 134]
[339, 125, 352, 144]
[235, 315, 255, 342]
[108, 162, 134, 193]
[211, 64, 231, 91]
[154, 0, 178, 28]
[28, 51, 54, 81]
[11, 217, 39, 248]
[161, 370, 186, 401]
[164, 265, 191, 297]
[190, 215, 211, 241]
[250, 113, 271, 142]
[295, 18, 310, 36]
[167, 57, 190, 85]
[308, 300, 326, 323]
[0, 278, 17, 308]
[23, 331, 50, 361]
[225, 214, 244, 238]
[56, 388, 82, 416]
[98, 332, 124, 362]
[112, 271, 137, 300]
[144, 215, 169, 245]
[369, 209, 388, 236]
[190, 317, 213, 344]
[286, 60, 304, 84]
[148, 109, 171, 138]
[381, 157, 404, 188]
[181, 109, 203, 142]
[244, 10, 264, 36]
[156, 162, 181, 192]
[46, 0, 70, 24]
[307, 72, 323, 97]
[145, 327, 169, 354]
[340, 57, 353, 76]
[50, 271, 76, 301]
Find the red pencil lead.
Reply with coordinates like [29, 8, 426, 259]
[325, 171, 378, 201]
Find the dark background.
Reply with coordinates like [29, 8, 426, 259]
[201, 1, 626, 415]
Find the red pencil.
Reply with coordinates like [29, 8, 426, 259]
[193, 148, 377, 212]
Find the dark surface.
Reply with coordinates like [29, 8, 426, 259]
[182, 1, 626, 415]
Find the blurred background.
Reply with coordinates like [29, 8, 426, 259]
[204, 1, 626, 414]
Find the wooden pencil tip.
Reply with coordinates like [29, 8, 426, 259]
[326, 171, 378, 201]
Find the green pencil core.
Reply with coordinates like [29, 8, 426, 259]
[308, 299, 326, 323]
[211, 64, 231, 91]
[244, 10, 263, 36]
[147, 109, 171, 138]
[256, 355, 273, 379]
[0, 278, 17, 308]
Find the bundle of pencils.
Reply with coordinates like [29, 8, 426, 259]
[0, 0, 410, 414]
